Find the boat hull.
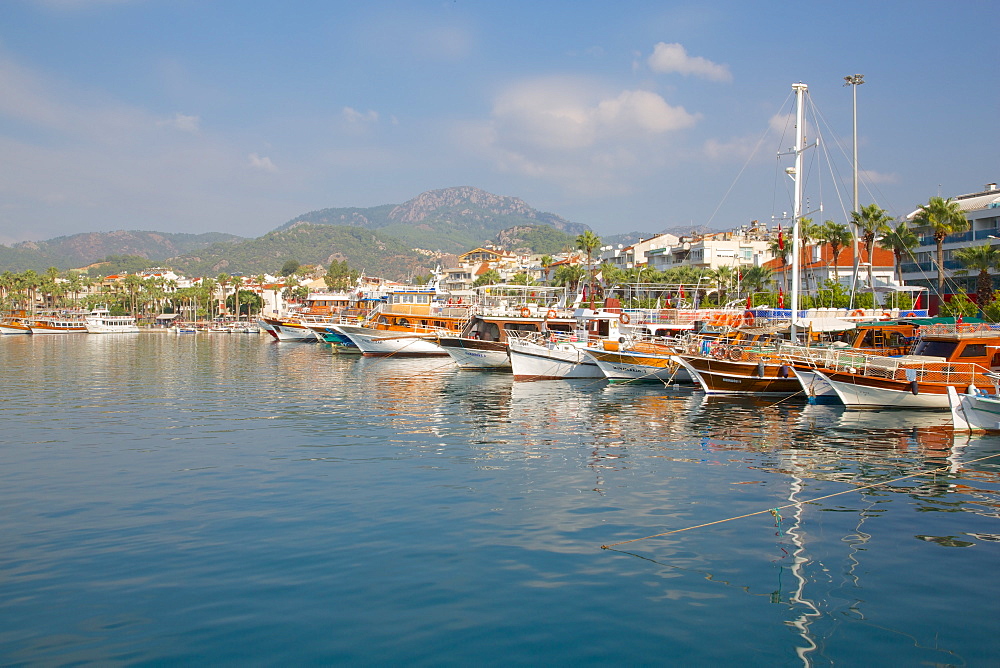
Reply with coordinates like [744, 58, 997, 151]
[438, 337, 511, 370]
[508, 339, 603, 381]
[333, 325, 447, 356]
[672, 354, 801, 395]
[584, 348, 691, 383]
[948, 386, 1000, 431]
[811, 369, 952, 409]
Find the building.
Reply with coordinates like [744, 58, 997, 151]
[646, 223, 775, 273]
[900, 183, 1000, 305]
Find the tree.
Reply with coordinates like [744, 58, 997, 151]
[539, 255, 554, 284]
[912, 196, 970, 290]
[953, 244, 1000, 309]
[850, 203, 894, 295]
[552, 264, 586, 294]
[216, 273, 232, 318]
[877, 220, 919, 286]
[280, 259, 300, 277]
[575, 230, 601, 299]
[507, 272, 536, 286]
[818, 220, 853, 283]
[325, 259, 360, 291]
[472, 269, 502, 288]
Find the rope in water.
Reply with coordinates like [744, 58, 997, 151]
[600, 450, 1000, 550]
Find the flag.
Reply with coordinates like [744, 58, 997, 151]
[679, 286, 685, 298]
[778, 286, 785, 309]
[746, 293, 753, 310]
[777, 225, 784, 251]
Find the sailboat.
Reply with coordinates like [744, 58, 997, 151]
[673, 82, 815, 396]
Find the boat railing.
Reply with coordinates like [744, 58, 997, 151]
[779, 343, 993, 385]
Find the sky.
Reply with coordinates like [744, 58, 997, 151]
[0, 0, 996, 246]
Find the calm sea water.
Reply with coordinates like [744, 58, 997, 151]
[1, 332, 999, 666]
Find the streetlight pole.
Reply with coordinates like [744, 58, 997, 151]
[844, 74, 865, 308]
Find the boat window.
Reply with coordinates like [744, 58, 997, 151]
[913, 339, 958, 358]
[959, 343, 988, 358]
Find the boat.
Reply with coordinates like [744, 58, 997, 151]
[261, 291, 371, 342]
[330, 287, 474, 356]
[437, 285, 575, 370]
[803, 325, 1000, 408]
[507, 308, 630, 381]
[84, 309, 140, 334]
[948, 385, 1000, 432]
[583, 339, 693, 384]
[174, 325, 198, 334]
[27, 312, 88, 334]
[0, 311, 31, 334]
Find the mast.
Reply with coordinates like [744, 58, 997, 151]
[845, 74, 864, 307]
[789, 82, 808, 342]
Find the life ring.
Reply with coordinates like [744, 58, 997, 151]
[619, 313, 631, 325]
[728, 346, 745, 361]
[902, 311, 917, 318]
[519, 307, 531, 318]
[711, 345, 727, 359]
[880, 312, 892, 321]
[545, 309, 557, 319]
[742, 310, 756, 328]
[849, 309, 865, 318]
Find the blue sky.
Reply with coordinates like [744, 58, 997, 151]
[0, 0, 995, 246]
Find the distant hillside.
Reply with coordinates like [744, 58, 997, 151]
[168, 224, 442, 280]
[279, 186, 590, 253]
[495, 225, 578, 255]
[0, 230, 243, 272]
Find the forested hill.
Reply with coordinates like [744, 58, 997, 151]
[0, 231, 243, 272]
[278, 186, 590, 254]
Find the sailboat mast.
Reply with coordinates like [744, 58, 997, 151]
[789, 82, 807, 341]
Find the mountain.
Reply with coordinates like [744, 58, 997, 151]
[167, 224, 445, 280]
[0, 230, 243, 272]
[278, 186, 589, 253]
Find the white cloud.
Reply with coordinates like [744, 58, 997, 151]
[647, 42, 732, 83]
[342, 107, 379, 124]
[159, 113, 200, 133]
[248, 153, 277, 173]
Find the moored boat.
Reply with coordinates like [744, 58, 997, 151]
[84, 309, 140, 334]
[947, 384, 1000, 432]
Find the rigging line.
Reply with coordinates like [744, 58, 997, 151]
[600, 450, 1000, 550]
[705, 90, 794, 230]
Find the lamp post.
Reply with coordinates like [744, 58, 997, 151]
[844, 74, 865, 308]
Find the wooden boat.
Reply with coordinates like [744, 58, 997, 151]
[29, 313, 88, 334]
[0, 311, 32, 334]
[801, 326, 1000, 408]
[947, 385, 1000, 432]
[583, 339, 693, 383]
[672, 338, 803, 396]
[330, 288, 473, 356]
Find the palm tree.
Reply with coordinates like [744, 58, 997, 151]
[552, 264, 586, 295]
[710, 266, 737, 306]
[818, 220, 853, 283]
[768, 237, 790, 293]
[850, 203, 894, 294]
[912, 196, 970, 290]
[539, 255, 554, 284]
[508, 272, 536, 286]
[575, 230, 601, 300]
[216, 273, 231, 319]
[953, 244, 1000, 309]
[877, 220, 920, 286]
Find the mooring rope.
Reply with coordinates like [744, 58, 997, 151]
[600, 450, 1000, 550]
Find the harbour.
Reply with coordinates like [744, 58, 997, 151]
[1, 333, 998, 665]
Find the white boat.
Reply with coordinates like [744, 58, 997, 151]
[28, 316, 88, 334]
[84, 309, 140, 334]
[331, 323, 448, 356]
[583, 341, 692, 383]
[947, 385, 1000, 431]
[508, 334, 603, 381]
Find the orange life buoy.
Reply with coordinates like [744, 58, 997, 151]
[545, 309, 557, 319]
[742, 310, 756, 328]
[619, 312, 631, 325]
[880, 311, 892, 321]
[519, 307, 531, 317]
[849, 309, 865, 318]
[728, 346, 745, 361]
[902, 311, 917, 318]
